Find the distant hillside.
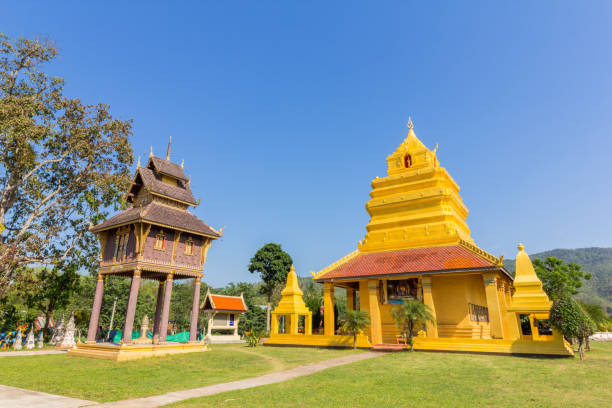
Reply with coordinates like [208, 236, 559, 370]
[503, 247, 612, 314]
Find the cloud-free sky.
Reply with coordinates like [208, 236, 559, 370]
[4, 1, 612, 286]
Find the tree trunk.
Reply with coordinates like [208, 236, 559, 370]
[586, 337, 591, 352]
[353, 333, 357, 350]
[266, 295, 271, 333]
[578, 338, 585, 360]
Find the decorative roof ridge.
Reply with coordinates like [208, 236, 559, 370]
[312, 249, 360, 280]
[458, 239, 502, 266]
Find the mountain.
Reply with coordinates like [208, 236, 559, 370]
[503, 247, 612, 315]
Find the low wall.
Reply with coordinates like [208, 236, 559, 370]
[265, 334, 372, 348]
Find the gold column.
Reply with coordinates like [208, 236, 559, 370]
[367, 280, 382, 345]
[270, 313, 279, 335]
[346, 288, 355, 311]
[323, 283, 335, 336]
[421, 276, 438, 338]
[483, 273, 504, 339]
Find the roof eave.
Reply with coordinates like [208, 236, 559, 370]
[314, 266, 503, 282]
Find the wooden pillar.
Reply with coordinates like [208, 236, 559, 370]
[483, 273, 504, 339]
[346, 288, 355, 311]
[122, 270, 141, 344]
[367, 280, 382, 345]
[323, 283, 335, 336]
[159, 274, 173, 342]
[86, 273, 105, 343]
[189, 277, 201, 342]
[152, 281, 165, 340]
[421, 276, 438, 338]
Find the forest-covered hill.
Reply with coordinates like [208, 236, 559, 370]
[503, 247, 612, 314]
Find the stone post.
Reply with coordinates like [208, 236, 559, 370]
[152, 281, 165, 340]
[323, 283, 335, 336]
[483, 273, 504, 339]
[122, 270, 141, 344]
[189, 276, 201, 342]
[159, 274, 173, 342]
[86, 274, 105, 343]
[421, 276, 438, 338]
[367, 280, 382, 345]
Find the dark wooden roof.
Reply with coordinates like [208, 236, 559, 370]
[90, 201, 220, 237]
[129, 167, 197, 205]
[148, 156, 188, 181]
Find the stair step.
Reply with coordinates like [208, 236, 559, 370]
[372, 343, 406, 352]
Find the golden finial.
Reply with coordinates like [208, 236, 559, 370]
[166, 136, 172, 160]
[181, 158, 184, 168]
[149, 146, 153, 158]
[136, 156, 141, 168]
[407, 117, 414, 130]
[518, 243, 525, 251]
[187, 175, 191, 184]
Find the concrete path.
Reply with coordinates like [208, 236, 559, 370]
[0, 349, 66, 357]
[0, 385, 94, 408]
[94, 351, 381, 408]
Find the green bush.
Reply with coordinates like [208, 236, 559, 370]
[550, 296, 596, 359]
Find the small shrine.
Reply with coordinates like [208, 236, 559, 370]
[68, 138, 221, 361]
[271, 266, 312, 336]
[201, 291, 247, 343]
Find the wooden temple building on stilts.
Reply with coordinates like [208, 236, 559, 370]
[69, 139, 222, 361]
[266, 120, 573, 356]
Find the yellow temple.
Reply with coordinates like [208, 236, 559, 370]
[266, 119, 572, 356]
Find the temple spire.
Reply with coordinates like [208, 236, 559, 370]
[149, 146, 153, 158]
[136, 156, 141, 168]
[181, 158, 184, 168]
[166, 136, 172, 160]
[407, 116, 413, 130]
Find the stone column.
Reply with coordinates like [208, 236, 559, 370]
[270, 312, 278, 335]
[86, 274, 105, 343]
[483, 273, 504, 339]
[207, 312, 215, 337]
[234, 316, 240, 337]
[323, 283, 335, 336]
[152, 280, 165, 340]
[189, 277, 201, 342]
[421, 276, 438, 338]
[367, 280, 382, 345]
[159, 274, 173, 342]
[122, 270, 141, 344]
[305, 314, 312, 335]
[289, 314, 298, 335]
[346, 288, 355, 311]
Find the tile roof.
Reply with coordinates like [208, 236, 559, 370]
[138, 167, 197, 205]
[315, 245, 499, 281]
[149, 156, 188, 181]
[90, 201, 220, 237]
[203, 294, 247, 311]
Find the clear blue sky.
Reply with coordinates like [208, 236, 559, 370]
[4, 2, 612, 287]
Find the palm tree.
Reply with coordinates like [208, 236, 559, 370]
[391, 299, 435, 351]
[341, 310, 370, 349]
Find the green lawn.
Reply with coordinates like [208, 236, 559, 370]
[0, 344, 360, 402]
[167, 343, 612, 408]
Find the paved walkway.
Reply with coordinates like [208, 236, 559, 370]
[0, 349, 66, 357]
[0, 385, 94, 408]
[94, 351, 381, 408]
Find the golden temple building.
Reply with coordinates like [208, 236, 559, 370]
[267, 119, 572, 356]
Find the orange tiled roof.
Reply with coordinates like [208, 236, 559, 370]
[315, 245, 500, 281]
[210, 295, 247, 311]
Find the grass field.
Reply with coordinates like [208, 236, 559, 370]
[166, 343, 612, 408]
[0, 344, 360, 402]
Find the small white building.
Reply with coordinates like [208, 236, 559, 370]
[201, 291, 247, 344]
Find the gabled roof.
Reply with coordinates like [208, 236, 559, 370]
[90, 201, 221, 238]
[148, 156, 188, 181]
[201, 291, 247, 312]
[128, 167, 197, 205]
[314, 244, 509, 281]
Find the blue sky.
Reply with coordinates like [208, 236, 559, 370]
[4, 2, 612, 287]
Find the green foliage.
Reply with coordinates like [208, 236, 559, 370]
[248, 243, 293, 330]
[532, 257, 591, 301]
[579, 301, 612, 331]
[340, 310, 370, 349]
[391, 300, 435, 351]
[245, 331, 261, 347]
[0, 33, 133, 299]
[549, 296, 596, 359]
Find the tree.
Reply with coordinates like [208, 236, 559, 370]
[341, 310, 370, 349]
[13, 266, 80, 339]
[578, 301, 612, 332]
[533, 257, 591, 301]
[0, 33, 133, 298]
[248, 243, 293, 332]
[549, 297, 596, 360]
[391, 299, 435, 351]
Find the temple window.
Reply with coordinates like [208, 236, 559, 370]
[185, 237, 194, 255]
[468, 303, 489, 322]
[519, 314, 532, 335]
[155, 230, 166, 250]
[387, 278, 419, 303]
[536, 319, 553, 336]
[404, 153, 412, 168]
